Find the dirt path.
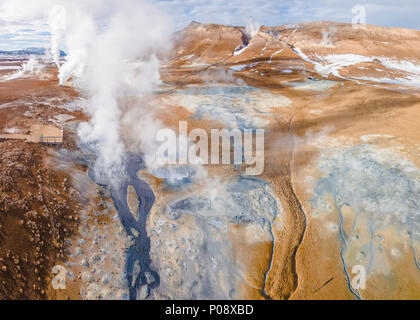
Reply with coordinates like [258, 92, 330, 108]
[262, 110, 307, 299]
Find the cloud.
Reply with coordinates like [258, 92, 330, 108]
[155, 0, 420, 31]
[1, 0, 419, 50]
[0, 2, 52, 49]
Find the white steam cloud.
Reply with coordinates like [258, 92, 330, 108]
[1, 0, 173, 178]
[48, 5, 66, 67]
[245, 19, 261, 38]
[64, 2, 172, 177]
[3, 56, 47, 81]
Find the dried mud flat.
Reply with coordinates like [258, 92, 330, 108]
[159, 21, 420, 300]
[0, 21, 420, 300]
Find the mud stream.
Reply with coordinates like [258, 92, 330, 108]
[87, 152, 159, 300]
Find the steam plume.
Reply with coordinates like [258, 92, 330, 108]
[48, 5, 66, 67]
[10, 0, 174, 179]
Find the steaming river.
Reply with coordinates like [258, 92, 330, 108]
[88, 153, 159, 300]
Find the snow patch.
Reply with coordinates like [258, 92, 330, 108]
[293, 48, 420, 87]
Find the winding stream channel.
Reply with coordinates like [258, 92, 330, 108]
[88, 153, 159, 300]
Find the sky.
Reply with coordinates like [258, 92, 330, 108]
[0, 0, 420, 50]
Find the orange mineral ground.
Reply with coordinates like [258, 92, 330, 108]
[1, 21, 420, 300]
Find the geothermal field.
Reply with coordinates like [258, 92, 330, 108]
[0, 10, 420, 301]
